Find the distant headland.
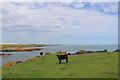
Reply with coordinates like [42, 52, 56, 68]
[0, 43, 52, 52]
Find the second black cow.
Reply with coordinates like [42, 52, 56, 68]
[40, 52, 43, 57]
[56, 55, 68, 64]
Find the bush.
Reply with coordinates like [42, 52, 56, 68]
[55, 51, 62, 54]
[104, 49, 107, 52]
[62, 52, 67, 55]
[76, 50, 86, 54]
[117, 49, 120, 52]
[45, 52, 51, 55]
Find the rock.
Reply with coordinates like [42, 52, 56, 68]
[104, 49, 107, 52]
[114, 49, 120, 52]
[76, 50, 86, 54]
[95, 51, 100, 53]
[0, 53, 11, 55]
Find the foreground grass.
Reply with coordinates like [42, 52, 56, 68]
[119, 53, 120, 79]
[0, 67, 1, 79]
[2, 52, 118, 78]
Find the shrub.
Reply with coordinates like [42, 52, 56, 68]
[31, 56, 40, 59]
[76, 50, 86, 54]
[55, 51, 62, 54]
[45, 52, 51, 55]
[4, 60, 22, 67]
[62, 52, 67, 55]
[104, 49, 107, 52]
[4, 62, 11, 67]
[117, 49, 120, 52]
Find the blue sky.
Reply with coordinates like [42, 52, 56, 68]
[2, 2, 118, 45]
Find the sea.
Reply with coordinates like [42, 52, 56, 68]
[0, 45, 118, 66]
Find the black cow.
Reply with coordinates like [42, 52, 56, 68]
[40, 52, 43, 57]
[56, 55, 68, 64]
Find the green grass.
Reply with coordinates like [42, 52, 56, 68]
[118, 53, 120, 79]
[2, 52, 118, 78]
[0, 67, 1, 79]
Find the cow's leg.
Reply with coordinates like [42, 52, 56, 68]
[40, 55, 42, 57]
[66, 59, 68, 63]
[59, 59, 61, 64]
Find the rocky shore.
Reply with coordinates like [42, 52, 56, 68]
[0, 53, 11, 55]
[73, 49, 120, 55]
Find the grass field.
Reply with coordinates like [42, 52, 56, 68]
[2, 52, 118, 78]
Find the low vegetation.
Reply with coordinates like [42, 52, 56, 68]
[45, 52, 51, 55]
[0, 44, 53, 52]
[1, 44, 51, 48]
[55, 51, 62, 54]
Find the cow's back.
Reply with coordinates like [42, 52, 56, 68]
[56, 55, 68, 60]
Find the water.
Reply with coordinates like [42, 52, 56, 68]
[41, 45, 118, 53]
[1, 45, 118, 66]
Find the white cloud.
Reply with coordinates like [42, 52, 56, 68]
[60, 2, 72, 6]
[72, 2, 86, 8]
[2, 2, 118, 40]
[90, 2, 118, 13]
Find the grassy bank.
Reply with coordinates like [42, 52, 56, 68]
[0, 44, 52, 51]
[1, 44, 51, 48]
[2, 52, 118, 78]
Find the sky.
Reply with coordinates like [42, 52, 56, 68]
[2, 2, 118, 45]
